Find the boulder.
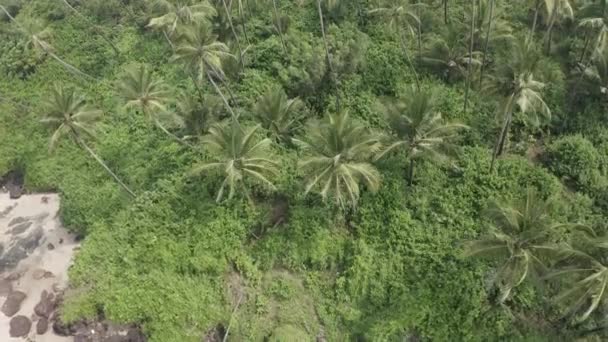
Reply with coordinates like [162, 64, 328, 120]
[0, 278, 13, 296]
[36, 317, 49, 334]
[0, 226, 44, 272]
[9, 221, 32, 235]
[34, 290, 56, 318]
[1, 290, 27, 316]
[9, 315, 31, 337]
[8, 216, 27, 226]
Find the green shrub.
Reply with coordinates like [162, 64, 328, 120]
[545, 134, 600, 190]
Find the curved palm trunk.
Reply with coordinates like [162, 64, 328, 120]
[72, 131, 136, 198]
[48, 52, 97, 81]
[463, 1, 476, 113]
[272, 0, 287, 55]
[408, 159, 415, 186]
[221, 0, 245, 70]
[60, 0, 120, 56]
[443, 0, 448, 24]
[237, 1, 250, 45]
[530, 0, 541, 38]
[579, 31, 591, 64]
[207, 71, 237, 118]
[317, 0, 341, 111]
[479, 0, 494, 88]
[545, 5, 558, 54]
[398, 26, 420, 90]
[153, 118, 192, 146]
[163, 30, 175, 49]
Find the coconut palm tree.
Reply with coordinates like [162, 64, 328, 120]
[544, 0, 574, 53]
[117, 64, 184, 143]
[375, 87, 467, 185]
[546, 226, 608, 323]
[421, 23, 482, 84]
[176, 91, 225, 139]
[575, 47, 608, 103]
[147, 0, 216, 47]
[477, 0, 514, 87]
[219, 0, 245, 69]
[269, 0, 287, 54]
[40, 85, 136, 197]
[294, 111, 381, 209]
[464, 188, 567, 303]
[172, 22, 236, 117]
[189, 118, 279, 203]
[253, 86, 305, 143]
[59, 0, 120, 56]
[463, 0, 476, 113]
[369, 0, 421, 89]
[577, 0, 608, 63]
[485, 39, 551, 172]
[0, 9, 95, 80]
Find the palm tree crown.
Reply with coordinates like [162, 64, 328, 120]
[147, 0, 216, 37]
[253, 87, 305, 143]
[294, 111, 381, 208]
[118, 64, 170, 116]
[464, 189, 565, 303]
[190, 118, 279, 202]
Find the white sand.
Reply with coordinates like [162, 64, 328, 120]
[0, 192, 77, 341]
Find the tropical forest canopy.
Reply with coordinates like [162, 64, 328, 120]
[1, 0, 608, 340]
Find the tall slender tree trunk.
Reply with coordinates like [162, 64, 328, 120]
[479, 0, 494, 88]
[317, 0, 341, 112]
[530, 0, 541, 39]
[72, 131, 136, 198]
[408, 159, 415, 186]
[545, 5, 558, 54]
[272, 0, 287, 55]
[163, 30, 174, 49]
[60, 0, 120, 56]
[579, 31, 591, 64]
[398, 27, 420, 90]
[221, 0, 245, 70]
[207, 72, 237, 118]
[464, 1, 475, 113]
[444, 0, 448, 24]
[237, 1, 250, 45]
[490, 97, 514, 172]
[416, 0, 422, 59]
[48, 52, 97, 81]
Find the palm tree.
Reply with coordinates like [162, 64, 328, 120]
[40, 85, 136, 197]
[575, 47, 608, 103]
[294, 111, 381, 209]
[176, 91, 225, 139]
[464, 188, 566, 303]
[117, 64, 184, 143]
[147, 0, 216, 47]
[577, 0, 608, 64]
[59, 0, 120, 56]
[317, 0, 341, 111]
[485, 39, 550, 172]
[219, 0, 244, 69]
[189, 118, 279, 203]
[253, 86, 305, 143]
[0, 9, 95, 80]
[544, 0, 574, 53]
[369, 0, 421, 89]
[172, 22, 236, 117]
[463, 0, 476, 113]
[268, 0, 287, 54]
[546, 226, 608, 323]
[421, 23, 482, 84]
[375, 87, 467, 185]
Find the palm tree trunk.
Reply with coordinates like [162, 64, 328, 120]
[479, 0, 494, 88]
[408, 159, 415, 186]
[317, 0, 341, 112]
[579, 31, 591, 64]
[153, 118, 191, 147]
[398, 27, 420, 90]
[490, 101, 513, 172]
[237, 1, 250, 45]
[272, 0, 287, 55]
[60, 0, 120, 56]
[207, 71, 237, 118]
[163, 30, 174, 49]
[530, 0, 541, 39]
[444, 0, 449, 24]
[545, 5, 558, 54]
[416, 0, 422, 59]
[221, 0, 245, 70]
[72, 131, 136, 198]
[464, 1, 475, 113]
[48, 52, 97, 81]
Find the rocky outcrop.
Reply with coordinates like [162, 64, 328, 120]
[0, 225, 44, 272]
[36, 316, 49, 334]
[1, 290, 26, 317]
[9, 315, 31, 337]
[34, 290, 56, 318]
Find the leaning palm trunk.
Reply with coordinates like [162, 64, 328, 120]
[237, 1, 250, 45]
[398, 27, 420, 90]
[443, 0, 448, 24]
[490, 96, 514, 172]
[463, 1, 475, 113]
[579, 30, 591, 64]
[207, 72, 237, 118]
[479, 0, 495, 87]
[408, 159, 415, 185]
[60, 0, 120, 56]
[317, 0, 341, 111]
[545, 5, 558, 54]
[72, 130, 136, 198]
[221, 0, 245, 70]
[272, 0, 287, 54]
[530, 0, 541, 38]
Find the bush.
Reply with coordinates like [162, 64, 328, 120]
[545, 134, 600, 190]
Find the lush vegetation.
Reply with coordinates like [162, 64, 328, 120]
[1, 0, 608, 340]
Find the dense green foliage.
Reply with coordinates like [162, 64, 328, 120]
[1, 0, 608, 340]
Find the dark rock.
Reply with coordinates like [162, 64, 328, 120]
[2, 290, 26, 316]
[126, 326, 147, 342]
[33, 268, 54, 280]
[36, 317, 49, 334]
[52, 316, 76, 336]
[0, 204, 17, 219]
[270, 194, 290, 227]
[9, 315, 31, 337]
[47, 243, 55, 250]
[0, 226, 44, 272]
[8, 216, 26, 226]
[59, 238, 64, 244]
[5, 271, 21, 281]
[9, 221, 32, 235]
[0, 278, 13, 296]
[34, 290, 56, 318]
